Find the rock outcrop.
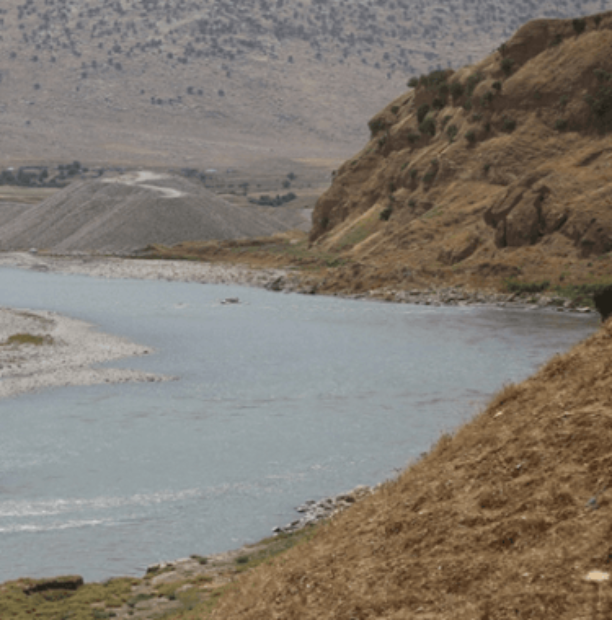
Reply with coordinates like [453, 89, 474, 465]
[306, 11, 612, 295]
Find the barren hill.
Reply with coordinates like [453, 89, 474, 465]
[302, 11, 612, 297]
[1, 0, 610, 168]
[0, 171, 298, 253]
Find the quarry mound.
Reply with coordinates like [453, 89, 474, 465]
[0, 171, 296, 254]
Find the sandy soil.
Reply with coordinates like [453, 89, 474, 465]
[0, 306, 168, 401]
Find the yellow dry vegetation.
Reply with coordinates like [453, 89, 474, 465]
[307, 11, 612, 295]
[208, 318, 612, 620]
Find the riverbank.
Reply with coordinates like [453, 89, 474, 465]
[0, 485, 374, 620]
[0, 306, 167, 401]
[0, 251, 597, 314]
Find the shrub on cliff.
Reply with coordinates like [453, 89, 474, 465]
[417, 103, 430, 124]
[419, 115, 436, 137]
[368, 118, 387, 137]
[501, 57, 515, 76]
[573, 17, 587, 35]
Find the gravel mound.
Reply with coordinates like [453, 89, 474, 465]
[0, 171, 295, 253]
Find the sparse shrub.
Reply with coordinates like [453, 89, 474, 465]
[594, 68, 611, 82]
[502, 117, 517, 132]
[573, 18, 587, 35]
[472, 112, 483, 122]
[505, 279, 550, 294]
[584, 72, 612, 132]
[419, 115, 436, 137]
[463, 98, 473, 111]
[408, 77, 419, 88]
[450, 81, 464, 101]
[498, 42, 507, 56]
[466, 72, 484, 96]
[492, 81, 502, 92]
[380, 204, 393, 221]
[484, 122, 491, 133]
[550, 34, 563, 47]
[483, 163, 491, 173]
[368, 118, 387, 136]
[594, 15, 602, 27]
[410, 168, 418, 180]
[465, 130, 477, 144]
[559, 94, 569, 108]
[446, 124, 458, 142]
[391, 105, 400, 114]
[441, 115, 452, 129]
[407, 132, 420, 145]
[555, 118, 569, 131]
[501, 57, 515, 76]
[417, 103, 430, 124]
[481, 90, 494, 107]
[408, 198, 417, 207]
[432, 96, 445, 110]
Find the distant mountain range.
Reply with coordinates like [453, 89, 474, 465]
[1, 0, 610, 168]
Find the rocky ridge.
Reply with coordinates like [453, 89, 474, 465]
[304, 10, 612, 297]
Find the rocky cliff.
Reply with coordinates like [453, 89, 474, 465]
[308, 11, 612, 296]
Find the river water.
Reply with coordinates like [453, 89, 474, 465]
[0, 267, 599, 582]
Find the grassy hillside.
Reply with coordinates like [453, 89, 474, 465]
[1, 0, 610, 168]
[205, 314, 612, 620]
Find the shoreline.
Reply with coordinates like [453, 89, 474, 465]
[0, 251, 597, 314]
[0, 306, 168, 401]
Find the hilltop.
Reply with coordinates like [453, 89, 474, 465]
[303, 11, 612, 299]
[165, 10, 612, 304]
[0, 0, 609, 169]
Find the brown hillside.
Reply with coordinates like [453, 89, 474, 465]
[307, 11, 612, 296]
[209, 318, 612, 620]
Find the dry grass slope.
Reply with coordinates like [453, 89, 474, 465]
[308, 10, 612, 296]
[209, 318, 612, 620]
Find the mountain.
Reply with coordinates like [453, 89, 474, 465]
[1, 0, 610, 169]
[305, 10, 612, 296]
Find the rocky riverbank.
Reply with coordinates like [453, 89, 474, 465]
[272, 485, 374, 535]
[0, 252, 597, 314]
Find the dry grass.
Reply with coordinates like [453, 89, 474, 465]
[207, 319, 612, 620]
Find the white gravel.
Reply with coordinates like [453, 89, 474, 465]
[0, 251, 295, 401]
[0, 251, 293, 286]
[0, 306, 168, 401]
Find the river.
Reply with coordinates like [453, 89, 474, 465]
[0, 267, 599, 582]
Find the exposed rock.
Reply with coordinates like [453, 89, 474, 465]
[594, 285, 612, 321]
[273, 485, 373, 534]
[23, 576, 84, 595]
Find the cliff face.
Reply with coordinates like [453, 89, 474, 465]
[308, 12, 612, 294]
